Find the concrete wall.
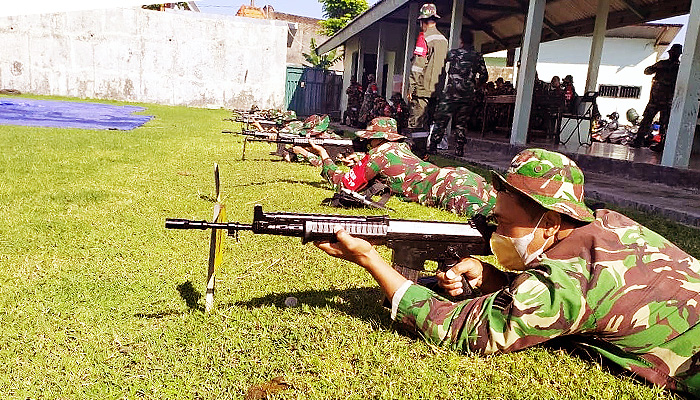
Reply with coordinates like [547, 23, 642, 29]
[0, 8, 288, 109]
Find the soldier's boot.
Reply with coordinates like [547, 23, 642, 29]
[455, 143, 465, 158]
[426, 141, 439, 155]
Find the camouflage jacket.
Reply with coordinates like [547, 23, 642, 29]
[394, 209, 700, 395]
[410, 25, 448, 98]
[346, 82, 363, 109]
[442, 46, 488, 102]
[320, 141, 496, 218]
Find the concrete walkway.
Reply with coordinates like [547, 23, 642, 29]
[442, 137, 700, 228]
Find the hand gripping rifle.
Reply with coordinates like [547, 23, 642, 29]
[223, 130, 356, 161]
[166, 205, 486, 298]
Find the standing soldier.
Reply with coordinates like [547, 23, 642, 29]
[407, 3, 448, 154]
[344, 76, 363, 127]
[631, 44, 682, 152]
[358, 74, 379, 126]
[428, 30, 488, 157]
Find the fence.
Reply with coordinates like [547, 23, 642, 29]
[285, 66, 343, 119]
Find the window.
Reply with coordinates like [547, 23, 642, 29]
[598, 84, 641, 99]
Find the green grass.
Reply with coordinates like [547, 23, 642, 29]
[0, 94, 690, 399]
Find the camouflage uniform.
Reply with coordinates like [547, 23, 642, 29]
[409, 6, 448, 131]
[370, 96, 391, 121]
[345, 80, 364, 127]
[359, 79, 379, 126]
[634, 45, 682, 150]
[430, 45, 488, 152]
[392, 149, 700, 396]
[320, 117, 496, 218]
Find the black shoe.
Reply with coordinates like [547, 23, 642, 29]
[426, 143, 438, 155]
[629, 138, 644, 148]
[649, 141, 664, 152]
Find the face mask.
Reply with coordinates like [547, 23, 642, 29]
[490, 214, 550, 271]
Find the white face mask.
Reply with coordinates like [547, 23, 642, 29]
[489, 214, 550, 271]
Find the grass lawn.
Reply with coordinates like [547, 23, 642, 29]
[0, 95, 691, 399]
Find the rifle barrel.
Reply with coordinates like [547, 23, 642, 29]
[165, 219, 253, 232]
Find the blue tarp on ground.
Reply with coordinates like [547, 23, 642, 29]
[0, 97, 153, 130]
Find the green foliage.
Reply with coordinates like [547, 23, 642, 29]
[302, 38, 343, 70]
[0, 94, 689, 399]
[318, 0, 369, 35]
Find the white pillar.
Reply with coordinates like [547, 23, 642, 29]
[662, 0, 700, 168]
[357, 39, 365, 82]
[341, 41, 358, 112]
[585, 0, 609, 93]
[448, 0, 464, 50]
[402, 2, 420, 98]
[510, 0, 546, 145]
[376, 24, 385, 94]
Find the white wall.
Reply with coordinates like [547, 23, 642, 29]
[529, 36, 661, 119]
[0, 8, 288, 109]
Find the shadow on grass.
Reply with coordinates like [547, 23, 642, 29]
[177, 281, 205, 312]
[133, 281, 204, 319]
[228, 286, 393, 327]
[226, 178, 328, 190]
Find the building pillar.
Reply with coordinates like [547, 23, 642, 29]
[357, 38, 365, 82]
[448, 0, 464, 50]
[376, 24, 385, 94]
[585, 0, 610, 93]
[510, 0, 546, 144]
[662, 0, 700, 168]
[402, 2, 420, 98]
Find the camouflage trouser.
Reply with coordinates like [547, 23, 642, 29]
[431, 97, 475, 146]
[409, 167, 496, 218]
[408, 96, 432, 130]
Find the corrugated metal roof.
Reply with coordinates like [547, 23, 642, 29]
[317, 0, 690, 54]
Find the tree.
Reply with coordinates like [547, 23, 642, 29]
[318, 0, 369, 36]
[302, 38, 343, 70]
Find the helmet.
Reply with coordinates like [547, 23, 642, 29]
[491, 148, 594, 222]
[607, 112, 619, 121]
[626, 108, 640, 125]
[417, 3, 440, 19]
[354, 117, 404, 141]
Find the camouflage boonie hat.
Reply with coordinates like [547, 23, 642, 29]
[303, 114, 330, 136]
[417, 3, 440, 19]
[354, 117, 405, 141]
[491, 148, 594, 222]
[280, 120, 305, 135]
[281, 110, 297, 122]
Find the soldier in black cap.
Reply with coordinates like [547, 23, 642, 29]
[631, 44, 682, 152]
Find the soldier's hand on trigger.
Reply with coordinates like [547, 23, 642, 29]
[436, 258, 485, 297]
[340, 153, 360, 167]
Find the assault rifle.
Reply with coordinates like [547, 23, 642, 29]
[223, 129, 356, 161]
[166, 205, 485, 298]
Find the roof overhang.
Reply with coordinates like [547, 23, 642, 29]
[317, 0, 409, 54]
[317, 0, 691, 55]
